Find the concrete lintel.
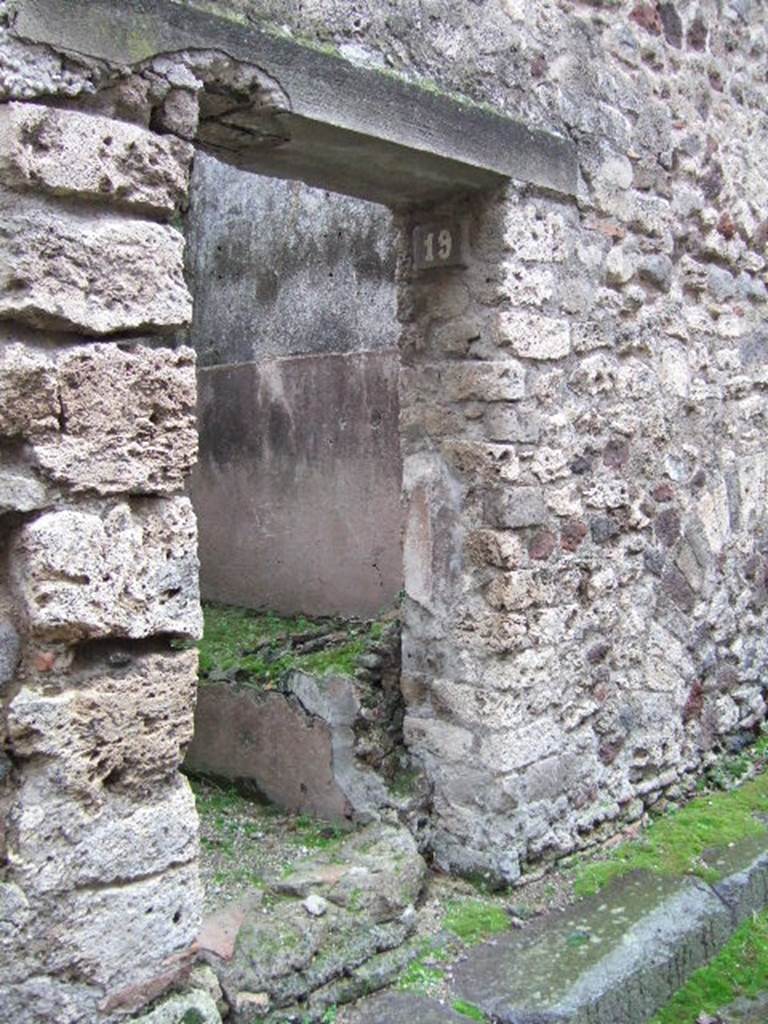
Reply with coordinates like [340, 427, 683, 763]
[11, 0, 578, 205]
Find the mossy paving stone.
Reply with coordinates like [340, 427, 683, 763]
[702, 834, 768, 925]
[343, 991, 471, 1022]
[450, 869, 733, 1024]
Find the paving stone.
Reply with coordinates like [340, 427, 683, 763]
[451, 870, 732, 1024]
[344, 991, 469, 1023]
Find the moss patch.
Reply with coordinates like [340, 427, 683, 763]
[443, 898, 510, 944]
[574, 765, 768, 898]
[649, 910, 768, 1023]
[452, 1000, 488, 1022]
[197, 602, 381, 689]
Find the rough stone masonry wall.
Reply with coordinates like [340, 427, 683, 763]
[173, 0, 768, 879]
[0, 20, 204, 1022]
[391, 5, 768, 879]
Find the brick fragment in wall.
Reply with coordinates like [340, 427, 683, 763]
[6, 773, 197, 895]
[0, 104, 193, 215]
[7, 649, 198, 799]
[34, 344, 196, 494]
[497, 310, 571, 360]
[0, 190, 191, 334]
[10, 498, 202, 641]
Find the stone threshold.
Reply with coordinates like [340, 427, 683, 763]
[346, 834, 768, 1024]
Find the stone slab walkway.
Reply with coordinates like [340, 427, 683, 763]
[346, 837, 768, 1024]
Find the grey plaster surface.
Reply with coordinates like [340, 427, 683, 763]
[186, 154, 397, 368]
[13, 0, 578, 204]
[190, 351, 402, 618]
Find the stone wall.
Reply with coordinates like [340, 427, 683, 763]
[0, 31, 203, 1022]
[186, 157, 402, 617]
[388, 8, 768, 877]
[1, 1, 767, 1018]
[187, 0, 766, 879]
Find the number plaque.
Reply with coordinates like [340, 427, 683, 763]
[412, 220, 466, 271]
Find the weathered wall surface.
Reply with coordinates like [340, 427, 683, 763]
[0, 36, 203, 1024]
[188, 0, 768, 877]
[1, 9, 767, 1022]
[187, 153, 398, 369]
[192, 352, 402, 617]
[186, 155, 402, 616]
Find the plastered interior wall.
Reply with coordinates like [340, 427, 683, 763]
[186, 154, 403, 617]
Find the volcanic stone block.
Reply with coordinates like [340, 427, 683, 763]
[8, 649, 198, 798]
[42, 861, 201, 989]
[484, 486, 548, 528]
[497, 310, 571, 359]
[32, 344, 197, 494]
[0, 103, 193, 214]
[11, 499, 202, 640]
[0, 343, 58, 439]
[0, 190, 192, 334]
[0, 621, 20, 688]
[441, 360, 525, 402]
[7, 774, 198, 894]
[0, 470, 47, 514]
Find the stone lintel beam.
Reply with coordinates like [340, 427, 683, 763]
[11, 0, 578, 205]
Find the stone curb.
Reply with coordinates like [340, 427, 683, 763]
[448, 840, 768, 1024]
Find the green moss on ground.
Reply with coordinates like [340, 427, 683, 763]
[443, 898, 510, 944]
[197, 602, 383, 689]
[574, 748, 768, 898]
[649, 910, 768, 1023]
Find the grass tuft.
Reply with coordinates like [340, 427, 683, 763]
[649, 910, 768, 1023]
[574, 769, 768, 897]
[443, 898, 510, 944]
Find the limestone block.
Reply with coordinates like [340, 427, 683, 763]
[0, 103, 193, 214]
[0, 469, 47, 514]
[8, 774, 198, 894]
[441, 361, 525, 402]
[442, 441, 520, 482]
[485, 571, 546, 612]
[0, 620, 20, 688]
[0, 191, 191, 334]
[0, 343, 58, 438]
[8, 649, 197, 799]
[484, 486, 547, 528]
[503, 205, 568, 261]
[403, 716, 474, 764]
[497, 311, 571, 360]
[480, 720, 564, 772]
[44, 861, 201, 989]
[11, 499, 202, 640]
[32, 344, 197, 494]
[132, 990, 222, 1024]
[465, 528, 525, 569]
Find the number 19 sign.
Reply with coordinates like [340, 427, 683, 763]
[412, 220, 466, 271]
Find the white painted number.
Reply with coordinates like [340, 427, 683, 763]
[423, 229, 453, 264]
[438, 228, 452, 260]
